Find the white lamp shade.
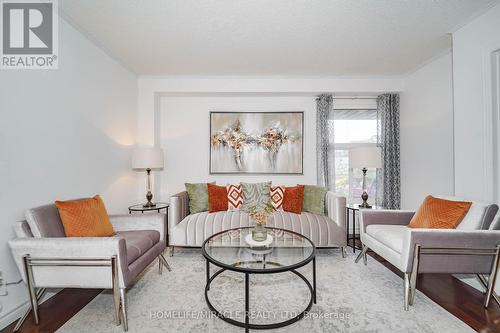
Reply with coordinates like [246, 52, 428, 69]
[349, 146, 382, 169]
[132, 147, 164, 170]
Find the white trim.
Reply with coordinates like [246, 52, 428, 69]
[481, 44, 500, 202]
[0, 289, 60, 330]
[492, 50, 500, 203]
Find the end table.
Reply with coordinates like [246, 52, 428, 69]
[346, 204, 384, 253]
[128, 202, 169, 214]
[128, 202, 170, 248]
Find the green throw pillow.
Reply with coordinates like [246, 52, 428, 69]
[240, 182, 272, 212]
[302, 185, 327, 215]
[185, 183, 213, 214]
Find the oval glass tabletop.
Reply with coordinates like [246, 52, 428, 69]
[128, 202, 169, 211]
[202, 227, 315, 273]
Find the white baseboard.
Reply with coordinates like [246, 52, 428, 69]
[0, 289, 60, 330]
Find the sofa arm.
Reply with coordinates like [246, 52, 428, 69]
[360, 209, 415, 233]
[169, 191, 189, 230]
[401, 229, 500, 273]
[8, 237, 128, 288]
[109, 214, 166, 242]
[326, 191, 346, 230]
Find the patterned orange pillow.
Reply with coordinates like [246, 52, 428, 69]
[226, 184, 243, 210]
[408, 195, 472, 229]
[208, 184, 228, 212]
[282, 185, 305, 214]
[270, 186, 285, 211]
[55, 195, 116, 237]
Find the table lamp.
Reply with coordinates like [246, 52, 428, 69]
[132, 146, 164, 208]
[349, 146, 382, 208]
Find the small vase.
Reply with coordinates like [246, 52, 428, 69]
[252, 223, 267, 242]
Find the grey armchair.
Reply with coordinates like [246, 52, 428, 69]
[355, 198, 500, 311]
[8, 200, 171, 332]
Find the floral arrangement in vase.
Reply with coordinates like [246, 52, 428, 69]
[247, 203, 274, 242]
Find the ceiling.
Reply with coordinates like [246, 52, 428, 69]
[60, 0, 499, 76]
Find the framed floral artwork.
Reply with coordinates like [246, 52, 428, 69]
[209, 111, 304, 174]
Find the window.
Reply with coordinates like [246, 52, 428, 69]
[330, 109, 379, 204]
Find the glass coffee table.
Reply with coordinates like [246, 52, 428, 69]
[202, 227, 316, 332]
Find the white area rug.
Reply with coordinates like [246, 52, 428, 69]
[58, 249, 473, 333]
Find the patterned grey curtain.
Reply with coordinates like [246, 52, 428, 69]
[316, 94, 334, 189]
[376, 94, 401, 209]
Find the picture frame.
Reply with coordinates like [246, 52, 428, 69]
[209, 111, 304, 174]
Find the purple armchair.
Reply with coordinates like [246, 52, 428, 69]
[356, 198, 500, 311]
[8, 200, 171, 331]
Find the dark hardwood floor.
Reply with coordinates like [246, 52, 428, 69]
[1, 289, 102, 333]
[2, 247, 500, 333]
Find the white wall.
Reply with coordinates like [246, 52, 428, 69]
[158, 96, 316, 198]
[453, 3, 500, 202]
[0, 18, 138, 329]
[400, 53, 454, 209]
[138, 76, 404, 202]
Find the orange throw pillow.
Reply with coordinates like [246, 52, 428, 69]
[282, 185, 305, 214]
[55, 195, 116, 237]
[208, 184, 228, 212]
[408, 195, 472, 229]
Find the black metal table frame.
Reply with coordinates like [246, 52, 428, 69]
[129, 203, 169, 247]
[346, 206, 362, 253]
[202, 227, 316, 332]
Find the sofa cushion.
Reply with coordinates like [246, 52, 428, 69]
[241, 182, 271, 212]
[55, 195, 116, 237]
[26, 203, 67, 238]
[207, 184, 228, 212]
[302, 185, 327, 215]
[226, 184, 243, 210]
[170, 210, 346, 248]
[116, 230, 160, 264]
[270, 186, 285, 211]
[408, 196, 471, 229]
[456, 202, 499, 230]
[283, 185, 305, 214]
[365, 225, 408, 253]
[434, 196, 499, 230]
[185, 182, 213, 214]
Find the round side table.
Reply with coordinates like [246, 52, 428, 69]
[346, 204, 384, 253]
[128, 202, 169, 214]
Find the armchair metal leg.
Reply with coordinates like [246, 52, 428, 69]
[355, 245, 368, 265]
[404, 273, 410, 311]
[13, 288, 46, 332]
[340, 246, 347, 258]
[159, 257, 163, 274]
[170, 246, 175, 257]
[409, 244, 421, 306]
[22, 255, 39, 324]
[120, 288, 128, 331]
[111, 256, 121, 326]
[477, 274, 500, 307]
[484, 245, 500, 308]
[159, 254, 172, 272]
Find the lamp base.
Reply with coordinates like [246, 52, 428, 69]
[143, 190, 156, 208]
[359, 191, 372, 209]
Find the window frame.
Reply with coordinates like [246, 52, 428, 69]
[331, 108, 379, 204]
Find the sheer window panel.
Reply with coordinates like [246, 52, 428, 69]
[331, 109, 379, 204]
